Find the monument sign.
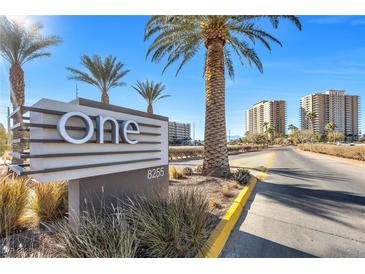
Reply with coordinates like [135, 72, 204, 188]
[9, 97, 169, 223]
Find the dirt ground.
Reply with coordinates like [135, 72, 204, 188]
[169, 174, 244, 226]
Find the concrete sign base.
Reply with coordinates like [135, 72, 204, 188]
[68, 165, 169, 228]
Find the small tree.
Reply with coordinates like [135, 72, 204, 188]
[267, 126, 276, 141]
[325, 122, 337, 143]
[288, 124, 298, 135]
[295, 130, 314, 144]
[0, 123, 10, 157]
[132, 80, 170, 114]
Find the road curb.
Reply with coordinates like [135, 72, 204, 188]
[197, 175, 257, 258]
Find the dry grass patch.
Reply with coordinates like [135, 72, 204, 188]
[221, 185, 235, 198]
[32, 182, 68, 223]
[209, 198, 222, 209]
[0, 175, 30, 236]
[169, 144, 265, 160]
[169, 167, 186, 180]
[228, 181, 241, 190]
[298, 144, 365, 161]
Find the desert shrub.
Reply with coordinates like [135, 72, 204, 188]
[169, 167, 185, 179]
[124, 189, 210, 258]
[176, 169, 185, 179]
[221, 185, 234, 198]
[181, 167, 193, 176]
[169, 167, 178, 179]
[298, 144, 365, 161]
[0, 175, 29, 236]
[32, 182, 68, 222]
[233, 168, 251, 185]
[54, 210, 138, 258]
[194, 165, 203, 174]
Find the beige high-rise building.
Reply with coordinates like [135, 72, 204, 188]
[168, 121, 191, 144]
[300, 90, 360, 140]
[345, 95, 360, 139]
[245, 100, 286, 136]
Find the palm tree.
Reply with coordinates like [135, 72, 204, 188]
[288, 124, 298, 134]
[325, 122, 337, 143]
[267, 126, 276, 141]
[66, 54, 130, 104]
[144, 16, 301, 177]
[132, 80, 170, 114]
[263, 122, 269, 133]
[306, 112, 316, 133]
[0, 16, 61, 164]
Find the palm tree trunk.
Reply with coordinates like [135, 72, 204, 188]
[147, 104, 153, 114]
[9, 63, 25, 164]
[202, 39, 229, 177]
[101, 90, 109, 104]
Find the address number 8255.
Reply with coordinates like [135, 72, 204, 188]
[147, 167, 165, 180]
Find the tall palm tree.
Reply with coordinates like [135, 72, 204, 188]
[66, 54, 130, 104]
[144, 16, 301, 176]
[132, 80, 170, 114]
[325, 122, 337, 143]
[263, 121, 269, 133]
[306, 112, 315, 133]
[0, 16, 61, 164]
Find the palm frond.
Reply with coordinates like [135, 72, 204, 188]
[66, 54, 129, 96]
[132, 80, 169, 105]
[144, 15, 301, 77]
[0, 16, 61, 66]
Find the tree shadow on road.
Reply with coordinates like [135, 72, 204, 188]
[256, 167, 349, 183]
[254, 172, 365, 229]
[221, 230, 317, 258]
[221, 186, 317, 258]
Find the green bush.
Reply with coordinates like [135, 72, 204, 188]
[0, 175, 29, 236]
[124, 189, 210, 258]
[233, 168, 250, 185]
[32, 181, 68, 223]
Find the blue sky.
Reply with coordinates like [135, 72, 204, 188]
[0, 15, 364, 139]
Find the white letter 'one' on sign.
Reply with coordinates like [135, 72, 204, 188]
[120, 120, 140, 144]
[57, 111, 94, 144]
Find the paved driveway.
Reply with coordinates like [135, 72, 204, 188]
[220, 147, 365, 257]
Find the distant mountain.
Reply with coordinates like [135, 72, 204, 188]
[227, 135, 242, 141]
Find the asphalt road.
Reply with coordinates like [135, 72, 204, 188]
[172, 146, 365, 257]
